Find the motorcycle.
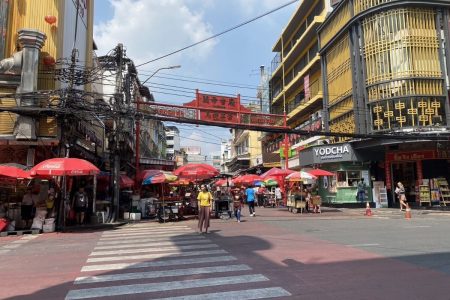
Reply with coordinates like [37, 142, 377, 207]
[157, 202, 179, 223]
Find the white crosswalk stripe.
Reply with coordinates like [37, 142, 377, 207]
[67, 223, 290, 299]
[86, 249, 228, 263]
[98, 232, 200, 241]
[152, 287, 292, 300]
[75, 264, 251, 284]
[66, 274, 269, 299]
[81, 255, 238, 272]
[101, 228, 191, 237]
[97, 235, 205, 245]
[89, 243, 218, 256]
[94, 238, 211, 250]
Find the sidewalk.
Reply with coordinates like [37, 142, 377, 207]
[61, 221, 128, 232]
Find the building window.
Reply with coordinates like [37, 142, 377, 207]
[337, 170, 361, 187]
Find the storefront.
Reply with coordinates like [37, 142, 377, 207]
[299, 143, 373, 204]
[385, 147, 450, 206]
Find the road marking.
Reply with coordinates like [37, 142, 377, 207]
[122, 224, 190, 229]
[152, 287, 292, 300]
[65, 274, 269, 299]
[402, 225, 431, 228]
[75, 264, 251, 284]
[102, 228, 191, 236]
[94, 239, 211, 250]
[81, 255, 238, 272]
[89, 243, 218, 256]
[105, 227, 190, 231]
[99, 232, 199, 241]
[346, 243, 380, 247]
[97, 235, 205, 245]
[86, 249, 228, 263]
[118, 224, 190, 229]
[2, 244, 22, 249]
[0, 235, 39, 254]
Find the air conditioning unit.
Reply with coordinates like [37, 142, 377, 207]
[317, 139, 330, 145]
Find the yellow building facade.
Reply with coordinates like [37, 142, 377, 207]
[0, 0, 94, 165]
[263, 0, 329, 169]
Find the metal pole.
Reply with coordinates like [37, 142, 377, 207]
[92, 175, 97, 214]
[112, 44, 124, 222]
[135, 100, 140, 184]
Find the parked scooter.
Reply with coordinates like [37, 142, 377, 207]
[157, 202, 178, 223]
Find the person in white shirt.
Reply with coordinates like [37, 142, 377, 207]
[275, 186, 282, 204]
[22, 187, 38, 228]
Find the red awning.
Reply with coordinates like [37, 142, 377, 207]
[308, 169, 335, 177]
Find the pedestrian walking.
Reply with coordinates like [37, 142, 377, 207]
[275, 186, 282, 206]
[245, 185, 256, 216]
[395, 182, 408, 211]
[232, 188, 243, 222]
[197, 184, 212, 233]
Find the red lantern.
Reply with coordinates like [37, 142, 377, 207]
[44, 15, 57, 25]
[43, 55, 56, 66]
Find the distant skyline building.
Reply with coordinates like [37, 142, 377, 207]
[165, 126, 180, 160]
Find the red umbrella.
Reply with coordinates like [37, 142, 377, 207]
[213, 178, 229, 186]
[308, 169, 335, 177]
[173, 163, 219, 181]
[233, 174, 262, 185]
[30, 158, 100, 176]
[0, 166, 31, 179]
[261, 167, 295, 179]
[98, 174, 135, 189]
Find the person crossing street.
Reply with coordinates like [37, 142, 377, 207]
[245, 185, 256, 217]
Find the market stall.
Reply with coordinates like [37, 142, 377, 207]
[30, 158, 100, 230]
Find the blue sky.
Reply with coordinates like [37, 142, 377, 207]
[93, 0, 298, 156]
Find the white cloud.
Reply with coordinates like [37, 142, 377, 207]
[234, 0, 293, 16]
[94, 0, 217, 67]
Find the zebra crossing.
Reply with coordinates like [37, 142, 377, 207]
[65, 223, 291, 299]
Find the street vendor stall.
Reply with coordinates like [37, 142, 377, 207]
[141, 170, 179, 222]
[286, 171, 317, 214]
[30, 158, 100, 230]
[0, 165, 32, 233]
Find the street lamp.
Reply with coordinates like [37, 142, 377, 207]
[135, 64, 181, 184]
[141, 65, 181, 85]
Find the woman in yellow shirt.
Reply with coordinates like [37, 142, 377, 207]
[197, 185, 213, 233]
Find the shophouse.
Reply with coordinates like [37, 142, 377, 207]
[263, 0, 330, 171]
[312, 0, 450, 206]
[0, 0, 96, 166]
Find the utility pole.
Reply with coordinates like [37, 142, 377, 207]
[111, 44, 124, 222]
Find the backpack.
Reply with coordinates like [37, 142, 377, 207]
[76, 193, 87, 208]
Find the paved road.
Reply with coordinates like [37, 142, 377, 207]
[1, 207, 450, 299]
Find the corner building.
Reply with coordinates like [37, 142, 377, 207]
[263, 0, 329, 170]
[314, 0, 450, 206]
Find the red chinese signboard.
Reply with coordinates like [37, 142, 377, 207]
[385, 155, 392, 190]
[386, 150, 436, 161]
[182, 91, 285, 128]
[136, 91, 286, 129]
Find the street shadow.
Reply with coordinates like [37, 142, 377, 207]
[4, 224, 450, 299]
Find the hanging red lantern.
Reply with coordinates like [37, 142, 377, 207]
[43, 55, 56, 66]
[44, 15, 57, 25]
